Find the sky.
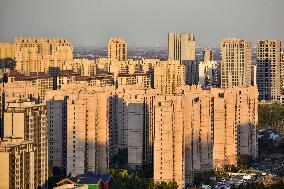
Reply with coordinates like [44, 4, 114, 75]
[0, 0, 284, 47]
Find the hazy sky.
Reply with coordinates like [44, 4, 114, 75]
[0, 0, 283, 47]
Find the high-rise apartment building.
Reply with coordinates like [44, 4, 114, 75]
[47, 97, 67, 174]
[13, 38, 73, 73]
[72, 59, 96, 77]
[117, 73, 150, 89]
[182, 60, 199, 85]
[154, 60, 185, 95]
[168, 33, 196, 61]
[0, 38, 73, 73]
[282, 51, 284, 92]
[4, 101, 48, 189]
[0, 43, 14, 60]
[153, 86, 258, 188]
[108, 38, 127, 61]
[46, 85, 111, 176]
[66, 88, 109, 175]
[221, 38, 252, 88]
[203, 48, 213, 62]
[257, 40, 282, 101]
[109, 86, 158, 168]
[7, 71, 53, 103]
[0, 137, 35, 189]
[198, 61, 219, 87]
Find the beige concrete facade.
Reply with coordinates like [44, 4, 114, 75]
[72, 59, 96, 77]
[109, 86, 158, 168]
[154, 60, 185, 95]
[257, 40, 282, 101]
[0, 79, 40, 114]
[108, 38, 127, 62]
[0, 43, 14, 60]
[153, 86, 258, 188]
[168, 33, 196, 61]
[0, 137, 35, 189]
[4, 101, 48, 189]
[12, 38, 73, 73]
[117, 73, 150, 89]
[6, 71, 53, 103]
[221, 38, 252, 88]
[47, 97, 67, 173]
[203, 48, 213, 62]
[46, 85, 111, 176]
[282, 51, 284, 91]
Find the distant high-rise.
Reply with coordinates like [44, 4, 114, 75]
[108, 38, 127, 61]
[203, 48, 213, 62]
[13, 37, 73, 73]
[282, 51, 284, 92]
[257, 40, 282, 101]
[221, 38, 252, 88]
[198, 61, 219, 87]
[168, 33, 196, 61]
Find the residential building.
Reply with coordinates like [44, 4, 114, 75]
[203, 48, 213, 62]
[46, 85, 111, 176]
[257, 40, 282, 101]
[13, 37, 73, 73]
[282, 51, 284, 92]
[110, 86, 158, 168]
[0, 137, 35, 189]
[108, 38, 127, 61]
[4, 101, 48, 189]
[154, 60, 185, 95]
[153, 86, 258, 188]
[72, 59, 96, 77]
[220, 38, 252, 88]
[47, 97, 67, 174]
[168, 33, 196, 61]
[182, 60, 199, 85]
[6, 71, 53, 103]
[117, 72, 150, 89]
[198, 61, 219, 87]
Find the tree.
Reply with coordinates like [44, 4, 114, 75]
[259, 103, 284, 135]
[158, 181, 179, 189]
[110, 169, 157, 189]
[237, 154, 252, 170]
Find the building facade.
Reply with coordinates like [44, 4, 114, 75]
[4, 101, 48, 189]
[257, 40, 282, 101]
[154, 60, 185, 95]
[153, 86, 258, 188]
[0, 137, 35, 189]
[108, 38, 127, 62]
[168, 33, 196, 61]
[46, 85, 111, 176]
[203, 48, 213, 62]
[198, 61, 219, 87]
[221, 38, 252, 88]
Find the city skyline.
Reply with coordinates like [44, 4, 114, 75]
[0, 0, 284, 187]
[0, 0, 284, 47]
